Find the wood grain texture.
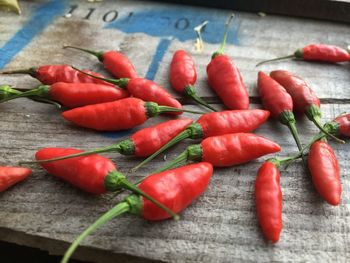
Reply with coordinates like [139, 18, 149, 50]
[157, 0, 350, 23]
[0, 1, 350, 262]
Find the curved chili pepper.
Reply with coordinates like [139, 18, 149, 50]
[1, 65, 113, 86]
[206, 15, 249, 110]
[132, 109, 270, 171]
[255, 161, 282, 243]
[0, 166, 32, 192]
[35, 147, 178, 219]
[308, 140, 341, 206]
[61, 162, 213, 263]
[62, 97, 202, 131]
[257, 44, 350, 66]
[0, 83, 129, 108]
[258, 71, 303, 151]
[73, 67, 182, 113]
[29, 118, 193, 164]
[270, 70, 344, 143]
[64, 46, 138, 79]
[170, 50, 216, 111]
[158, 133, 281, 171]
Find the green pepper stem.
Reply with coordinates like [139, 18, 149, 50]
[311, 116, 345, 144]
[61, 201, 131, 263]
[275, 132, 326, 168]
[119, 178, 179, 220]
[29, 96, 62, 109]
[20, 144, 121, 164]
[1, 67, 37, 76]
[184, 86, 217, 112]
[71, 66, 129, 87]
[285, 120, 307, 164]
[0, 86, 49, 103]
[256, 54, 295, 67]
[215, 14, 235, 56]
[63, 45, 104, 62]
[286, 121, 303, 152]
[154, 150, 189, 173]
[130, 129, 191, 172]
[158, 106, 205, 115]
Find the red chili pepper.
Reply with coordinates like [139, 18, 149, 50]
[29, 118, 193, 164]
[308, 140, 341, 206]
[157, 133, 281, 171]
[1, 65, 113, 86]
[335, 114, 350, 136]
[132, 109, 270, 171]
[61, 162, 213, 263]
[0, 166, 32, 192]
[170, 50, 216, 111]
[258, 71, 303, 151]
[64, 46, 138, 79]
[35, 147, 178, 218]
[206, 15, 249, 110]
[73, 67, 183, 113]
[62, 97, 202, 131]
[324, 113, 350, 137]
[255, 161, 282, 243]
[0, 82, 130, 108]
[257, 44, 350, 66]
[270, 70, 344, 143]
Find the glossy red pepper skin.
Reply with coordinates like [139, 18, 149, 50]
[300, 44, 350, 63]
[201, 133, 281, 167]
[207, 55, 249, 110]
[0, 166, 32, 192]
[62, 97, 148, 131]
[130, 109, 271, 172]
[49, 82, 129, 108]
[335, 114, 350, 137]
[102, 51, 138, 79]
[255, 161, 282, 243]
[170, 50, 196, 93]
[34, 65, 113, 85]
[140, 162, 213, 220]
[257, 71, 304, 151]
[35, 148, 116, 194]
[308, 140, 341, 206]
[198, 109, 270, 138]
[257, 71, 293, 118]
[132, 118, 193, 157]
[269, 70, 320, 114]
[127, 78, 182, 114]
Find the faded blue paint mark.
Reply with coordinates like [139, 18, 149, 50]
[102, 130, 132, 139]
[0, 0, 67, 69]
[106, 8, 240, 44]
[106, 8, 240, 79]
[145, 38, 172, 80]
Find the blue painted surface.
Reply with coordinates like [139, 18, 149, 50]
[145, 38, 172, 81]
[106, 8, 240, 80]
[106, 8, 240, 44]
[0, 0, 67, 69]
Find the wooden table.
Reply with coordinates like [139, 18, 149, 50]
[0, 1, 350, 262]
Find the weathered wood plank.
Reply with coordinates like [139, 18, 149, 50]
[158, 0, 350, 23]
[1, 1, 349, 100]
[0, 1, 350, 262]
[0, 100, 350, 262]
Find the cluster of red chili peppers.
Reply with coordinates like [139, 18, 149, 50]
[0, 14, 349, 263]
